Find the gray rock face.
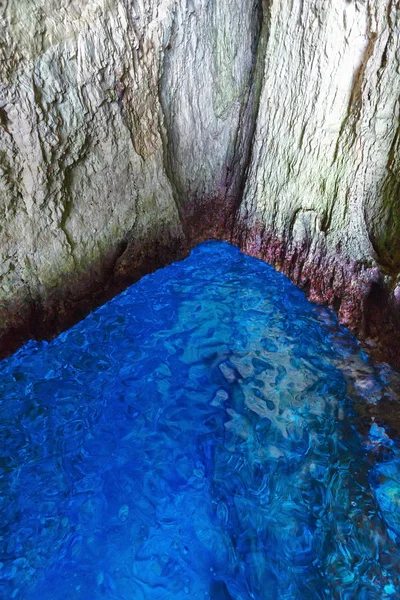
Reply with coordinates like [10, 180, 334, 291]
[234, 0, 400, 363]
[0, 0, 263, 349]
[0, 0, 399, 363]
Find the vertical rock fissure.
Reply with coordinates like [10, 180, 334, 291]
[227, 0, 272, 241]
[156, 3, 188, 241]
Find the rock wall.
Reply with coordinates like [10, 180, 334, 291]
[0, 0, 263, 354]
[1, 0, 400, 364]
[234, 0, 400, 366]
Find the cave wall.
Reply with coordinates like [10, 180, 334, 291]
[234, 0, 400, 363]
[0, 0, 263, 353]
[1, 0, 400, 363]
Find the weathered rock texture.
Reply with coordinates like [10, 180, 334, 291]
[234, 0, 400, 366]
[0, 0, 264, 353]
[1, 0, 400, 364]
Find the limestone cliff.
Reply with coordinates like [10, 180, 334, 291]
[234, 0, 400, 365]
[0, 0, 399, 365]
[0, 0, 264, 352]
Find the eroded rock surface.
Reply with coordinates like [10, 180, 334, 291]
[234, 0, 400, 366]
[0, 0, 264, 353]
[1, 0, 400, 364]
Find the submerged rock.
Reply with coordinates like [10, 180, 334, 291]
[0, 241, 400, 598]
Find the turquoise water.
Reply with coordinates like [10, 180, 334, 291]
[1, 241, 400, 599]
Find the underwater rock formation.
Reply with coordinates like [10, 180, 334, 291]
[0, 0, 400, 364]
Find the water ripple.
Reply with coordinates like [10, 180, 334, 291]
[1, 241, 400, 599]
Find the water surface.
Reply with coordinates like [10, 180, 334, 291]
[1, 241, 400, 599]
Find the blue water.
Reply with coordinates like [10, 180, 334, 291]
[1, 241, 400, 599]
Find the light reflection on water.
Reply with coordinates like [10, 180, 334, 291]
[1, 241, 400, 599]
